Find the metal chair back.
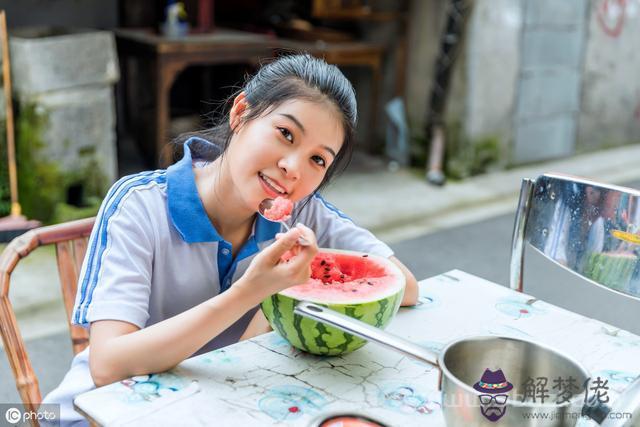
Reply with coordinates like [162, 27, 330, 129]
[510, 173, 640, 301]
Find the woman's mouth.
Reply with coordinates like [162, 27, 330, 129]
[258, 172, 288, 197]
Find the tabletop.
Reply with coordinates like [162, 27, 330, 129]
[113, 27, 385, 58]
[114, 28, 274, 48]
[74, 270, 640, 426]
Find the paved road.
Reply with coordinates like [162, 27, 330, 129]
[392, 209, 640, 336]
[3, 180, 639, 404]
[392, 179, 640, 338]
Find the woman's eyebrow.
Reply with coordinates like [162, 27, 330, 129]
[278, 113, 336, 158]
[279, 113, 306, 134]
[323, 146, 337, 158]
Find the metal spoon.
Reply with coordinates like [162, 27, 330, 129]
[258, 198, 310, 246]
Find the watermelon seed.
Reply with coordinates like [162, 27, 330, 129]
[320, 260, 326, 266]
[367, 281, 373, 286]
[362, 254, 368, 257]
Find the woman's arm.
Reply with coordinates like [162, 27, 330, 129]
[89, 226, 317, 387]
[89, 283, 261, 387]
[239, 309, 272, 341]
[389, 256, 419, 306]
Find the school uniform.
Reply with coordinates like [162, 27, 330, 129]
[42, 137, 394, 426]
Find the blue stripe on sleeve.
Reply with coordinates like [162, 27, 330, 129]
[74, 171, 166, 325]
[314, 194, 353, 222]
[74, 171, 156, 324]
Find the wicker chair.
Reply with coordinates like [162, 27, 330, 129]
[0, 217, 95, 415]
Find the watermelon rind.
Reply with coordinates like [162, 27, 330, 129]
[261, 249, 405, 356]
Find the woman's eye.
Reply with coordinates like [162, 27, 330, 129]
[312, 155, 326, 167]
[278, 127, 293, 143]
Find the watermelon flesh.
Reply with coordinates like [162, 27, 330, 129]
[311, 253, 351, 283]
[262, 196, 293, 221]
[261, 249, 405, 356]
[290, 253, 399, 304]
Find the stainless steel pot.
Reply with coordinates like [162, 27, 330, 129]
[295, 302, 640, 427]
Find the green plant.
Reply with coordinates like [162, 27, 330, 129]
[408, 132, 428, 168]
[447, 137, 501, 179]
[15, 103, 65, 222]
[0, 120, 10, 216]
[51, 155, 106, 223]
[2, 102, 111, 224]
[51, 201, 101, 224]
[72, 154, 108, 202]
[443, 122, 501, 180]
[408, 122, 502, 180]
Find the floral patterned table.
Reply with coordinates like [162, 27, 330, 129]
[74, 270, 640, 426]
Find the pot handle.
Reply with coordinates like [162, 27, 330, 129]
[585, 374, 640, 427]
[294, 301, 440, 367]
[582, 397, 611, 425]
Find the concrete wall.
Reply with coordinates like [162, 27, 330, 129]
[512, 0, 588, 164]
[579, 0, 640, 151]
[405, 0, 522, 166]
[359, 15, 406, 151]
[8, 29, 119, 189]
[405, 0, 449, 133]
[466, 0, 523, 165]
[405, 0, 640, 168]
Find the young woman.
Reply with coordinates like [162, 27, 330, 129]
[44, 54, 418, 425]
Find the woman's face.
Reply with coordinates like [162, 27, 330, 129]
[224, 96, 345, 212]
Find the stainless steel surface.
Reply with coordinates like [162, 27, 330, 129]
[440, 336, 589, 427]
[294, 302, 439, 366]
[511, 178, 536, 292]
[601, 375, 640, 427]
[258, 198, 311, 245]
[512, 173, 640, 300]
[295, 302, 600, 426]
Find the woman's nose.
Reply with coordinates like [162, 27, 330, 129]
[278, 156, 300, 181]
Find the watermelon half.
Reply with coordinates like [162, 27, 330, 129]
[261, 248, 406, 356]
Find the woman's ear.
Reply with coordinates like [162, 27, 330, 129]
[229, 92, 248, 132]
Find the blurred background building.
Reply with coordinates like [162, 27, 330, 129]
[0, 0, 639, 224]
[2, 2, 640, 403]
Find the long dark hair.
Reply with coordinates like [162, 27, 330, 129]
[171, 54, 357, 195]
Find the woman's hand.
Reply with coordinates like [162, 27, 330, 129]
[237, 224, 318, 300]
[388, 256, 419, 306]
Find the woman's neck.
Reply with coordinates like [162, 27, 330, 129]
[194, 159, 254, 239]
